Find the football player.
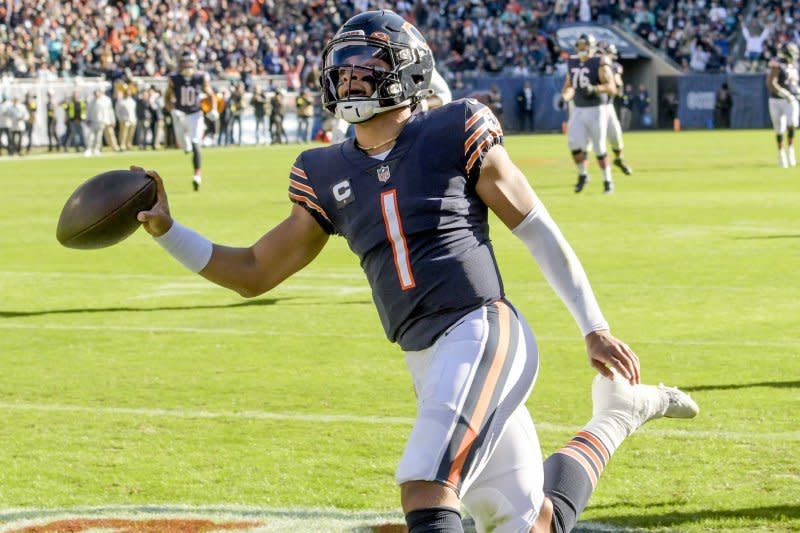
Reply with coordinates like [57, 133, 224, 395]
[600, 43, 633, 175]
[137, 11, 698, 533]
[767, 42, 800, 168]
[562, 33, 617, 193]
[165, 50, 218, 190]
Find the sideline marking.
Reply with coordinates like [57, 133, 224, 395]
[0, 401, 796, 442]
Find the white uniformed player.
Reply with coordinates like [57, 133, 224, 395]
[136, 11, 698, 533]
[599, 43, 633, 175]
[767, 42, 800, 168]
[165, 51, 218, 190]
[561, 33, 617, 194]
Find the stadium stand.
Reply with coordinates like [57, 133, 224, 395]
[0, 0, 790, 149]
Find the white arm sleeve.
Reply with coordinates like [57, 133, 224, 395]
[154, 221, 213, 273]
[512, 203, 609, 336]
[429, 68, 452, 105]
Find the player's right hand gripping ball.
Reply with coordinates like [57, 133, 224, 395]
[56, 169, 157, 249]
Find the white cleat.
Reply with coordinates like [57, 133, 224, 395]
[789, 147, 797, 167]
[780, 151, 789, 168]
[591, 373, 699, 436]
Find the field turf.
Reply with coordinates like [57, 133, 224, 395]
[0, 129, 798, 532]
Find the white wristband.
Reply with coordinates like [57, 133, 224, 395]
[512, 204, 609, 336]
[154, 221, 213, 273]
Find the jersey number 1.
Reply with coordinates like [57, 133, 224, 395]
[380, 190, 416, 290]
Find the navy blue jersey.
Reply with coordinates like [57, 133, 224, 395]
[170, 72, 207, 113]
[770, 58, 800, 97]
[288, 99, 505, 350]
[568, 55, 608, 107]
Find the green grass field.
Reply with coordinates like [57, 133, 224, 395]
[0, 130, 798, 532]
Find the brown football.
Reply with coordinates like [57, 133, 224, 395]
[56, 169, 157, 249]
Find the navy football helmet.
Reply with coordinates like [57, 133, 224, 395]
[780, 42, 799, 62]
[321, 10, 434, 123]
[180, 50, 197, 77]
[575, 33, 597, 59]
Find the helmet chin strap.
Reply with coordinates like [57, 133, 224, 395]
[335, 91, 412, 124]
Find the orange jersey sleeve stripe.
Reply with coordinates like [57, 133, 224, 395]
[464, 120, 501, 157]
[288, 192, 331, 222]
[465, 106, 492, 131]
[289, 179, 316, 197]
[465, 130, 501, 175]
[291, 166, 308, 179]
[447, 301, 511, 487]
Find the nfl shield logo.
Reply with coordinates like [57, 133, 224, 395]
[377, 165, 391, 183]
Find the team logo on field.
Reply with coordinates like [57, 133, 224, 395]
[377, 165, 391, 183]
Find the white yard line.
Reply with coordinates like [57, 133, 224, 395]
[1, 270, 798, 291]
[0, 401, 796, 442]
[2, 321, 797, 349]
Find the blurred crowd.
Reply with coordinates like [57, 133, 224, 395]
[0, 0, 779, 88]
[0, 81, 318, 157]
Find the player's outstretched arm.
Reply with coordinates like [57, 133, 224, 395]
[475, 146, 640, 384]
[135, 168, 329, 297]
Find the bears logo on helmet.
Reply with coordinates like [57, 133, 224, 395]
[320, 10, 434, 124]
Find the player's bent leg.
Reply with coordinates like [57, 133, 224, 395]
[460, 406, 544, 533]
[596, 153, 614, 194]
[571, 149, 589, 193]
[398, 301, 538, 532]
[402, 481, 463, 532]
[541, 373, 698, 533]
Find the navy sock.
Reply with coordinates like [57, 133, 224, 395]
[543, 431, 611, 533]
[405, 506, 463, 533]
[192, 143, 201, 170]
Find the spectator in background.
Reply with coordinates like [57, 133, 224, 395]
[217, 89, 231, 147]
[634, 84, 652, 128]
[715, 82, 733, 128]
[9, 96, 29, 156]
[270, 89, 287, 145]
[86, 87, 119, 156]
[741, 17, 772, 71]
[516, 80, 535, 132]
[295, 88, 314, 143]
[149, 87, 164, 150]
[24, 93, 36, 154]
[135, 87, 151, 150]
[46, 90, 61, 152]
[227, 84, 244, 146]
[690, 36, 713, 72]
[487, 84, 504, 130]
[63, 91, 87, 153]
[0, 97, 10, 156]
[252, 84, 269, 145]
[280, 54, 306, 92]
[115, 87, 137, 151]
